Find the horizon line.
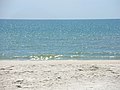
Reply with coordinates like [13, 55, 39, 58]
[0, 18, 120, 20]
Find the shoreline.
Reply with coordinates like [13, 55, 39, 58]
[0, 60, 120, 90]
[0, 59, 120, 64]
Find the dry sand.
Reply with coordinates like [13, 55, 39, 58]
[0, 60, 120, 90]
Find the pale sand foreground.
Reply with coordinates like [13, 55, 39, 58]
[0, 60, 120, 90]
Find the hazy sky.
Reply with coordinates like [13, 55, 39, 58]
[0, 0, 120, 19]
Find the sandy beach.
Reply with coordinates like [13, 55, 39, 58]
[0, 60, 120, 90]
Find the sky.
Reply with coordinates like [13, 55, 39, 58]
[0, 0, 120, 19]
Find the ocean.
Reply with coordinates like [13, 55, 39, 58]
[0, 19, 120, 60]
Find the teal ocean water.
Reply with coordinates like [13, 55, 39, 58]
[0, 19, 120, 60]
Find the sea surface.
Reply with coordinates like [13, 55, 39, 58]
[0, 19, 120, 60]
